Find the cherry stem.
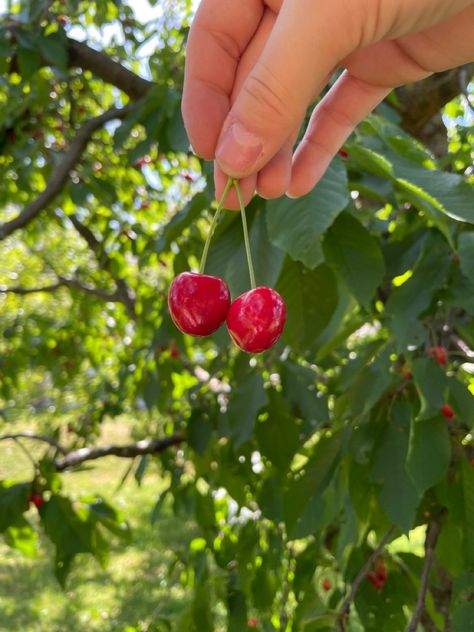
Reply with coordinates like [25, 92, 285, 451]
[234, 179, 256, 290]
[199, 177, 233, 274]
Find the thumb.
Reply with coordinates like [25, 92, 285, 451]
[215, 0, 353, 179]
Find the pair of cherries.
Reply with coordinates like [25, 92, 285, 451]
[168, 272, 286, 353]
[168, 178, 286, 353]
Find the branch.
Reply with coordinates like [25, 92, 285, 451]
[0, 277, 120, 302]
[54, 433, 184, 471]
[0, 104, 137, 242]
[405, 516, 443, 632]
[394, 64, 474, 155]
[0, 432, 67, 454]
[68, 215, 136, 318]
[337, 526, 397, 630]
[67, 38, 153, 100]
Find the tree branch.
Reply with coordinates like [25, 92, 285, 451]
[67, 38, 153, 100]
[337, 526, 397, 630]
[0, 104, 137, 242]
[68, 215, 137, 318]
[54, 433, 184, 471]
[395, 64, 474, 155]
[0, 432, 67, 454]
[405, 516, 443, 632]
[0, 277, 120, 302]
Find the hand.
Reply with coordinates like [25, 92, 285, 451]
[182, 0, 474, 207]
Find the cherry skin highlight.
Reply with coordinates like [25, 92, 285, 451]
[168, 272, 231, 336]
[226, 287, 286, 353]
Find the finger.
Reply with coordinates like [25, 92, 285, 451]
[256, 141, 293, 199]
[182, 0, 265, 160]
[214, 165, 257, 210]
[287, 71, 389, 197]
[215, 0, 356, 178]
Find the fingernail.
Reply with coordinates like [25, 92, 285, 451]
[216, 122, 263, 175]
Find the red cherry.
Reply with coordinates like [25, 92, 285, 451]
[429, 347, 448, 366]
[338, 149, 349, 159]
[375, 560, 387, 582]
[226, 287, 286, 353]
[168, 272, 230, 336]
[29, 494, 44, 509]
[322, 578, 332, 592]
[247, 618, 259, 628]
[440, 404, 455, 419]
[367, 571, 384, 591]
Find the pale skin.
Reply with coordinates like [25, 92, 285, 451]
[182, 0, 474, 209]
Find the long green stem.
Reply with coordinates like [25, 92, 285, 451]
[234, 179, 256, 290]
[199, 177, 233, 274]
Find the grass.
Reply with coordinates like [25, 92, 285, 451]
[0, 420, 195, 632]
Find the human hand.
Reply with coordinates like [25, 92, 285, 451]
[182, 0, 474, 208]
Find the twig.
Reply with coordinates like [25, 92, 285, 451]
[0, 432, 67, 454]
[54, 433, 184, 471]
[12, 438, 39, 472]
[337, 525, 396, 630]
[0, 277, 119, 302]
[405, 516, 443, 632]
[459, 68, 474, 116]
[68, 215, 136, 318]
[0, 104, 137, 242]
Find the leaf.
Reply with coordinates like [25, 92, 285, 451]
[412, 358, 447, 420]
[406, 417, 451, 496]
[284, 431, 344, 537]
[386, 233, 451, 350]
[266, 158, 349, 268]
[277, 260, 339, 352]
[17, 46, 40, 79]
[370, 402, 419, 532]
[0, 481, 30, 532]
[323, 211, 385, 308]
[226, 369, 267, 448]
[134, 455, 149, 486]
[458, 232, 474, 279]
[187, 409, 213, 454]
[37, 33, 68, 70]
[462, 460, 474, 566]
[3, 519, 38, 557]
[345, 347, 394, 419]
[255, 391, 300, 471]
[280, 361, 329, 437]
[41, 495, 109, 586]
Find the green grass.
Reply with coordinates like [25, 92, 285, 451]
[0, 420, 195, 632]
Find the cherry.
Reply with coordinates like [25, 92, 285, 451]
[375, 559, 388, 582]
[367, 571, 384, 591]
[226, 287, 286, 353]
[440, 403, 455, 419]
[429, 346, 448, 366]
[322, 578, 332, 592]
[247, 618, 259, 628]
[29, 494, 44, 510]
[168, 272, 230, 336]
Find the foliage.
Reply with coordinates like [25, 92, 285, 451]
[1, 1, 474, 630]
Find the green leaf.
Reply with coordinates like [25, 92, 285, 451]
[256, 391, 300, 471]
[3, 519, 38, 557]
[226, 369, 267, 448]
[37, 33, 68, 70]
[277, 260, 339, 353]
[323, 211, 385, 308]
[370, 402, 419, 532]
[280, 361, 329, 437]
[452, 602, 474, 632]
[188, 409, 213, 455]
[458, 232, 474, 279]
[386, 233, 451, 350]
[266, 158, 349, 268]
[0, 481, 30, 532]
[41, 495, 109, 586]
[406, 417, 451, 496]
[284, 430, 344, 537]
[462, 460, 474, 566]
[17, 46, 40, 79]
[411, 358, 447, 420]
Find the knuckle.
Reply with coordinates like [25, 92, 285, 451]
[242, 67, 291, 123]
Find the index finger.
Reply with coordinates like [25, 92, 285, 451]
[182, 0, 265, 160]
